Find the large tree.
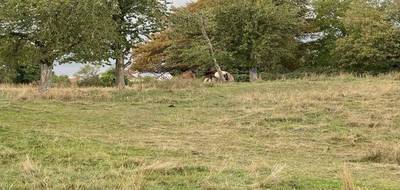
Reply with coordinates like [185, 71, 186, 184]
[136, 0, 304, 80]
[213, 0, 304, 80]
[333, 0, 400, 72]
[0, 0, 116, 92]
[107, 0, 168, 89]
[309, 0, 352, 68]
[132, 32, 172, 72]
[132, 0, 224, 75]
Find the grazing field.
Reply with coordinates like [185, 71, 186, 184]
[1, 76, 400, 190]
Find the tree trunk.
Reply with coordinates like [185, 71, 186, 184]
[199, 14, 226, 82]
[39, 62, 53, 93]
[249, 68, 259, 82]
[115, 52, 126, 89]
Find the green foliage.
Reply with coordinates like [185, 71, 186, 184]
[308, 0, 352, 68]
[133, 33, 172, 72]
[157, 0, 305, 74]
[2, 0, 400, 84]
[99, 70, 116, 87]
[51, 75, 71, 87]
[107, 0, 169, 50]
[0, 62, 40, 85]
[14, 63, 40, 84]
[73, 66, 128, 87]
[0, 38, 40, 84]
[74, 65, 101, 87]
[162, 6, 215, 74]
[98, 69, 129, 87]
[99, 69, 125, 87]
[78, 76, 102, 87]
[313, 0, 351, 40]
[213, 0, 303, 72]
[0, 0, 117, 64]
[333, 0, 400, 72]
[75, 65, 101, 80]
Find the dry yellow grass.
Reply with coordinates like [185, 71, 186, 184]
[361, 143, 400, 165]
[0, 79, 209, 101]
[340, 164, 360, 190]
[21, 155, 38, 176]
[0, 84, 114, 101]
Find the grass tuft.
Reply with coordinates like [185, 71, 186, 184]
[360, 143, 400, 165]
[21, 155, 38, 176]
[340, 164, 358, 190]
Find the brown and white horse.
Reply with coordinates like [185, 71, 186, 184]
[204, 71, 235, 83]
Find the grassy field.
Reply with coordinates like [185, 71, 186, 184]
[1, 76, 400, 189]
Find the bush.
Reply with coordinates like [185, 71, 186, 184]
[99, 69, 129, 87]
[78, 76, 102, 87]
[52, 75, 71, 87]
[99, 70, 116, 87]
[234, 74, 250, 82]
[76, 69, 129, 87]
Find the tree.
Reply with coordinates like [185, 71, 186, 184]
[107, 0, 169, 89]
[213, 0, 304, 80]
[133, 0, 228, 76]
[333, 0, 400, 72]
[0, 0, 117, 92]
[0, 36, 40, 83]
[135, 0, 305, 80]
[170, 8, 226, 81]
[165, 5, 221, 75]
[310, 0, 352, 68]
[132, 32, 172, 72]
[74, 65, 101, 80]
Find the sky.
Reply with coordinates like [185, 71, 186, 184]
[174, 0, 193, 6]
[54, 0, 194, 76]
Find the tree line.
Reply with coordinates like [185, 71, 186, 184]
[134, 0, 400, 81]
[0, 0, 168, 91]
[1, 0, 400, 90]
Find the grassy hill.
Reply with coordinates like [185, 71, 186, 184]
[1, 76, 400, 189]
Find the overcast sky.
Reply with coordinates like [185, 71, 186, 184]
[174, 0, 193, 6]
[54, 0, 194, 76]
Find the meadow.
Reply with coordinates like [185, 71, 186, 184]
[1, 75, 400, 189]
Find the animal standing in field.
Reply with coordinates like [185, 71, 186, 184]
[204, 71, 235, 83]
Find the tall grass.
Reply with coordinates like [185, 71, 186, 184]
[0, 79, 210, 101]
[361, 143, 400, 165]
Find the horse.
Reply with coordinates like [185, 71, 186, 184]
[204, 71, 235, 83]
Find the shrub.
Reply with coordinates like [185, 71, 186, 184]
[99, 70, 116, 87]
[51, 75, 71, 87]
[99, 69, 129, 87]
[78, 76, 102, 87]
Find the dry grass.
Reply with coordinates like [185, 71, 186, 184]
[119, 161, 182, 190]
[249, 163, 287, 189]
[0, 84, 114, 101]
[361, 143, 400, 165]
[0, 79, 209, 101]
[340, 164, 360, 190]
[1, 75, 400, 189]
[20, 155, 50, 189]
[21, 155, 38, 176]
